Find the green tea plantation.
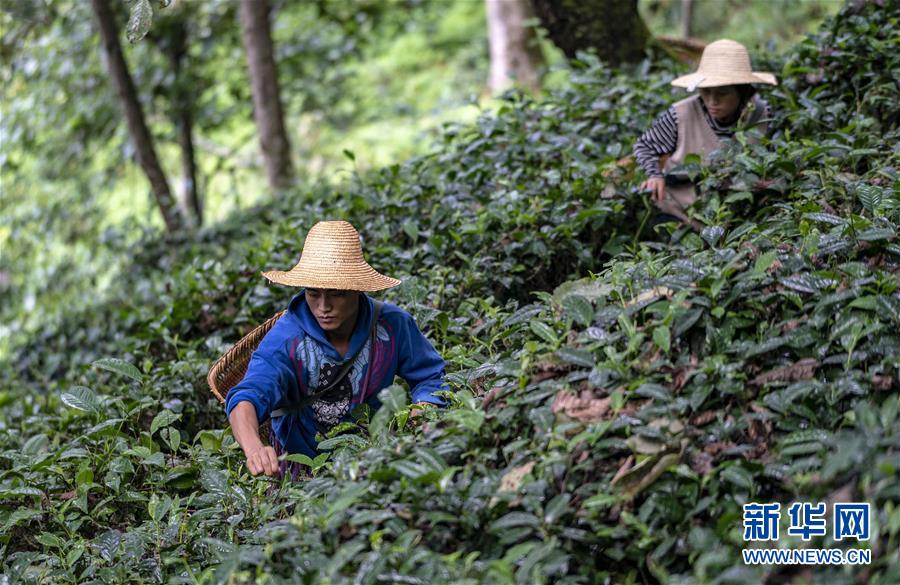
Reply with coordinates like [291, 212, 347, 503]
[1, 2, 898, 584]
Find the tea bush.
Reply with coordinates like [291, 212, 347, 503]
[1, 2, 898, 583]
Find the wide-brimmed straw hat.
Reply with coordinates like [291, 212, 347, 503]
[671, 39, 777, 91]
[262, 220, 401, 291]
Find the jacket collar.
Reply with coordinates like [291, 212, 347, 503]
[288, 291, 374, 360]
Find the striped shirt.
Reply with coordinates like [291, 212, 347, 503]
[634, 98, 769, 177]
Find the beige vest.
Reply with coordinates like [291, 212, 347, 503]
[657, 94, 768, 222]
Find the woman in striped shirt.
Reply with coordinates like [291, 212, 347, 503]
[633, 39, 777, 227]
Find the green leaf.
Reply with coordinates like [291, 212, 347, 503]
[857, 184, 884, 215]
[317, 434, 367, 451]
[583, 493, 618, 509]
[857, 227, 896, 241]
[93, 358, 143, 383]
[720, 465, 754, 491]
[390, 460, 428, 480]
[402, 220, 419, 241]
[149, 409, 180, 435]
[163, 427, 181, 452]
[76, 466, 94, 487]
[652, 326, 671, 352]
[60, 386, 100, 414]
[848, 296, 878, 311]
[22, 434, 49, 455]
[556, 347, 594, 368]
[875, 295, 900, 324]
[200, 469, 229, 498]
[562, 294, 594, 326]
[312, 453, 330, 470]
[195, 430, 223, 452]
[124, 445, 151, 459]
[285, 453, 315, 466]
[35, 532, 65, 549]
[489, 512, 540, 532]
[634, 383, 671, 402]
[752, 251, 778, 276]
[415, 447, 448, 473]
[66, 544, 84, 567]
[543, 494, 571, 524]
[95, 530, 122, 562]
[0, 508, 43, 533]
[529, 321, 558, 344]
[701, 225, 725, 247]
[802, 212, 848, 226]
[0, 487, 43, 499]
[126, 0, 153, 43]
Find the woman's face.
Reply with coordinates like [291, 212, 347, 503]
[305, 289, 359, 333]
[699, 85, 741, 122]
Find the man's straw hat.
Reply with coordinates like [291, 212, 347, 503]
[671, 39, 777, 91]
[262, 220, 401, 291]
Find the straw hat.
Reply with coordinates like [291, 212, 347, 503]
[262, 220, 401, 291]
[671, 39, 777, 91]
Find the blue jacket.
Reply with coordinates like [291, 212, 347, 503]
[225, 291, 446, 457]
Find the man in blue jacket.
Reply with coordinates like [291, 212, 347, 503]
[226, 220, 446, 477]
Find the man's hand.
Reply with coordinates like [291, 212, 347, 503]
[641, 177, 667, 202]
[244, 445, 279, 477]
[228, 402, 278, 477]
[408, 401, 434, 418]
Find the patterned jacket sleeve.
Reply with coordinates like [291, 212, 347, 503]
[395, 313, 447, 405]
[633, 106, 679, 178]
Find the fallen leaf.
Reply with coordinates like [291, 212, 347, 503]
[490, 461, 536, 508]
[610, 455, 634, 486]
[498, 461, 535, 494]
[612, 448, 684, 500]
[625, 287, 674, 308]
[551, 390, 611, 423]
[751, 358, 818, 386]
[872, 375, 895, 391]
[689, 410, 717, 426]
[689, 450, 714, 476]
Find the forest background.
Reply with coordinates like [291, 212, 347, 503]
[1, 0, 839, 353]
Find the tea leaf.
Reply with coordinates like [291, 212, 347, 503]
[93, 358, 143, 383]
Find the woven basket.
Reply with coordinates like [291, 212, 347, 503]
[207, 310, 286, 403]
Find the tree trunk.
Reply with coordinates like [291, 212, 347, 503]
[238, 0, 294, 191]
[162, 19, 202, 227]
[531, 0, 651, 67]
[91, 0, 184, 233]
[486, 0, 545, 93]
[681, 0, 695, 38]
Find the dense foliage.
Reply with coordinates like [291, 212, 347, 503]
[0, 0, 487, 359]
[2, 2, 898, 583]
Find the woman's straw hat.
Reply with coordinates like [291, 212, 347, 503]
[671, 39, 777, 91]
[262, 220, 401, 291]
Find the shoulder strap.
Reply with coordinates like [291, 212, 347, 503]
[271, 301, 382, 418]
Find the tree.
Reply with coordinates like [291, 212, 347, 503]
[531, 0, 651, 67]
[90, 0, 185, 233]
[681, 0, 695, 38]
[238, 0, 294, 191]
[485, 0, 545, 93]
[152, 15, 202, 226]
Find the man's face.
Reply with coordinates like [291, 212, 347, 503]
[305, 289, 360, 332]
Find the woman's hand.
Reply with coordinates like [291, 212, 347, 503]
[641, 177, 667, 202]
[245, 445, 280, 477]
